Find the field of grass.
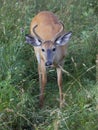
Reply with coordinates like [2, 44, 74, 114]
[0, 0, 98, 130]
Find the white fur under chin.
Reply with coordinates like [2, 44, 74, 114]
[36, 53, 41, 63]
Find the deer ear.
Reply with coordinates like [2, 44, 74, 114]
[55, 32, 72, 46]
[25, 34, 41, 46]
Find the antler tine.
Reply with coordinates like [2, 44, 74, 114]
[33, 25, 44, 42]
[52, 22, 64, 42]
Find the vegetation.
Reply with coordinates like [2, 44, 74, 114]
[0, 0, 98, 129]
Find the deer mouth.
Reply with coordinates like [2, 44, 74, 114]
[45, 64, 54, 69]
[45, 61, 52, 67]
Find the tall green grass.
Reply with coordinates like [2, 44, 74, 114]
[0, 0, 98, 129]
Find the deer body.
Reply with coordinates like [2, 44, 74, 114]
[26, 11, 72, 108]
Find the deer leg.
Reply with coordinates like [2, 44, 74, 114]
[38, 62, 47, 107]
[57, 67, 63, 108]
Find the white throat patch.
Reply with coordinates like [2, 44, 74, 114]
[36, 53, 41, 63]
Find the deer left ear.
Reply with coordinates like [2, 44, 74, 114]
[55, 32, 72, 46]
[25, 34, 41, 46]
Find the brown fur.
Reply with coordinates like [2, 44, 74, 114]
[30, 11, 68, 108]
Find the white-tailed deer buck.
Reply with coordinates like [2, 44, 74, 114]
[25, 11, 72, 108]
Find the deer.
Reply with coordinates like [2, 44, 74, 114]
[25, 11, 72, 108]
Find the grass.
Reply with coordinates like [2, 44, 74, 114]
[0, 0, 98, 129]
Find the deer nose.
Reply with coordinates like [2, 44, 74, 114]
[45, 61, 52, 67]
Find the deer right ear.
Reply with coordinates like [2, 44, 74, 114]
[25, 34, 41, 46]
[55, 32, 72, 46]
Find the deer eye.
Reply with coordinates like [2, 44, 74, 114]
[42, 48, 45, 52]
[52, 48, 56, 51]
